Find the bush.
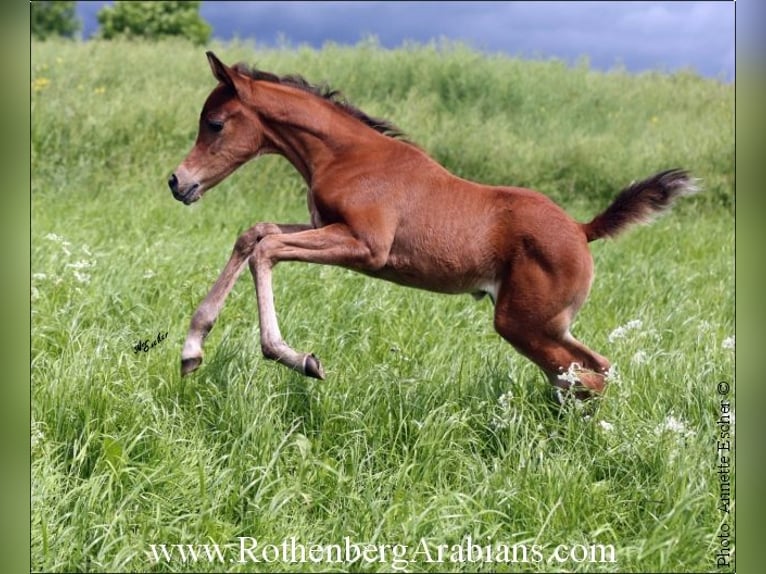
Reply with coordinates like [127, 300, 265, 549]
[31, 1, 80, 40]
[97, 1, 211, 45]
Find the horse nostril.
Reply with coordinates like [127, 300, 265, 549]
[168, 173, 178, 193]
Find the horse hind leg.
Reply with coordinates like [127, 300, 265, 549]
[493, 295, 611, 401]
[546, 334, 612, 399]
[496, 322, 611, 401]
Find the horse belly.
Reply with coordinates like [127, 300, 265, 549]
[374, 232, 496, 295]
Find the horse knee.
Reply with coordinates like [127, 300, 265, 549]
[234, 229, 258, 258]
[234, 223, 283, 258]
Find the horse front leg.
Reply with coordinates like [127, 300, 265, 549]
[249, 223, 392, 379]
[180, 222, 312, 376]
[248, 252, 326, 379]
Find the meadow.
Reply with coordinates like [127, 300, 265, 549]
[31, 39, 734, 572]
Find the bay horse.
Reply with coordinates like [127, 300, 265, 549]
[168, 52, 696, 399]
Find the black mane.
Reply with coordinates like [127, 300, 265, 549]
[231, 63, 408, 141]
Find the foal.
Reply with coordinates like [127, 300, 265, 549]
[169, 52, 696, 398]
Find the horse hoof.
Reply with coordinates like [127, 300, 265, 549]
[303, 354, 325, 380]
[181, 356, 202, 376]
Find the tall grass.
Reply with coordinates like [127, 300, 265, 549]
[32, 39, 734, 572]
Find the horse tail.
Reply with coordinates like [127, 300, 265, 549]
[581, 168, 699, 242]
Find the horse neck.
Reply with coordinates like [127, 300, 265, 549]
[253, 83, 361, 185]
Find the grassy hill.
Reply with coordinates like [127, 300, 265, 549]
[32, 39, 734, 572]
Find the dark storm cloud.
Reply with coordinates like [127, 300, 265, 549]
[199, 1, 734, 80]
[76, 1, 735, 80]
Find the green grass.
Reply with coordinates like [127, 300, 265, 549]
[32, 39, 734, 572]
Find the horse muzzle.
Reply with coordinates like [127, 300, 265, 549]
[168, 173, 202, 205]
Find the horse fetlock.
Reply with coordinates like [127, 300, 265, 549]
[553, 363, 607, 401]
[260, 340, 285, 362]
[261, 340, 325, 379]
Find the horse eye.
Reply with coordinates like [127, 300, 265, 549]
[207, 119, 224, 133]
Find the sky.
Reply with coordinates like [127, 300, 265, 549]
[76, 1, 738, 81]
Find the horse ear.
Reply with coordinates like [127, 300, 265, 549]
[206, 51, 236, 90]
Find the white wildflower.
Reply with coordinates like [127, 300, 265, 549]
[608, 319, 643, 343]
[557, 362, 582, 386]
[498, 390, 513, 410]
[31, 286, 40, 302]
[32, 272, 47, 281]
[491, 418, 508, 431]
[598, 420, 615, 432]
[73, 271, 90, 284]
[66, 260, 94, 270]
[491, 390, 515, 430]
[721, 336, 735, 351]
[554, 389, 588, 411]
[143, 270, 156, 279]
[655, 414, 696, 439]
[31, 422, 45, 453]
[44, 232, 71, 252]
[631, 350, 648, 365]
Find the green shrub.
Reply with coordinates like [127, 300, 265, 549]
[31, 1, 80, 40]
[97, 1, 211, 45]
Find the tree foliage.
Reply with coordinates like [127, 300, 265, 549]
[31, 1, 80, 40]
[97, 1, 211, 45]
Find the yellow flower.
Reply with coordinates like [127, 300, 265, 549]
[94, 86, 106, 95]
[32, 77, 50, 93]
